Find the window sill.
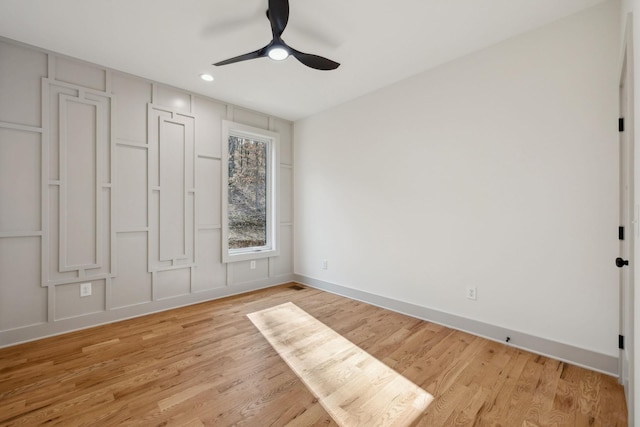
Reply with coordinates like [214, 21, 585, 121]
[223, 247, 279, 263]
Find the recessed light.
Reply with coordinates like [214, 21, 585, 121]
[200, 74, 214, 82]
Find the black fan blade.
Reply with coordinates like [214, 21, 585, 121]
[214, 47, 268, 66]
[268, 0, 289, 36]
[290, 48, 340, 70]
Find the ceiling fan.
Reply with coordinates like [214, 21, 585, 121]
[213, 0, 340, 71]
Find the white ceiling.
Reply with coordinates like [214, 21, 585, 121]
[0, 0, 609, 121]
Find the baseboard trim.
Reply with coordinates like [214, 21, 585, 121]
[0, 275, 294, 349]
[294, 274, 618, 377]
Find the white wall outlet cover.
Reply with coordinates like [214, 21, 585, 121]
[80, 282, 92, 297]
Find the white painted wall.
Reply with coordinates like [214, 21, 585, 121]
[0, 39, 294, 347]
[295, 0, 620, 359]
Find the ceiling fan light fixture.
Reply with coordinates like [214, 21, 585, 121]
[212, 0, 339, 70]
[268, 46, 289, 61]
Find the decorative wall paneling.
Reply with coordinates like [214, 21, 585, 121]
[43, 78, 113, 289]
[111, 73, 153, 311]
[41, 56, 115, 323]
[147, 105, 196, 301]
[193, 95, 225, 292]
[0, 43, 49, 332]
[271, 117, 294, 284]
[0, 38, 294, 348]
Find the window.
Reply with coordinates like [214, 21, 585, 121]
[222, 121, 279, 262]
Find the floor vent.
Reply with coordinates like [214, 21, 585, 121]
[289, 284, 305, 291]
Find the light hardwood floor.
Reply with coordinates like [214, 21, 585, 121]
[0, 284, 627, 426]
[248, 301, 434, 426]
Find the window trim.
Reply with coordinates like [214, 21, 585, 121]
[221, 120, 280, 263]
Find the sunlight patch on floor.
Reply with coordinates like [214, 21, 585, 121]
[247, 302, 433, 427]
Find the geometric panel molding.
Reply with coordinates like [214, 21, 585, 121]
[147, 104, 196, 272]
[59, 95, 101, 269]
[43, 79, 113, 286]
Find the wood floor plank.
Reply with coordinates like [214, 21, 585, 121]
[0, 283, 627, 426]
[523, 357, 563, 425]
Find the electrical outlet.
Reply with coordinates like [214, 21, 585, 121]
[466, 286, 477, 301]
[322, 259, 328, 270]
[250, 260, 256, 270]
[80, 282, 92, 297]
